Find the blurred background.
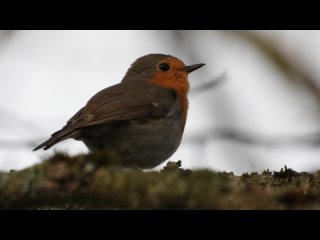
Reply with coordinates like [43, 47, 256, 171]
[1, 30, 320, 175]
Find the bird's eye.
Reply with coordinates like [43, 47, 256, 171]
[158, 63, 170, 71]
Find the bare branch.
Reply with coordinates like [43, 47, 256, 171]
[4, 127, 320, 150]
[0, 139, 41, 148]
[185, 128, 320, 148]
[191, 73, 226, 95]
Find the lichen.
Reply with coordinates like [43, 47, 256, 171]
[0, 152, 320, 209]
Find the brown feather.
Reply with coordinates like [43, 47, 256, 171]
[33, 81, 176, 150]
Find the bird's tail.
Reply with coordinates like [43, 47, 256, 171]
[33, 127, 77, 151]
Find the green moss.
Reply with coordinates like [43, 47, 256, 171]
[0, 152, 320, 209]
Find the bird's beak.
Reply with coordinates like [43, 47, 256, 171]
[185, 63, 205, 73]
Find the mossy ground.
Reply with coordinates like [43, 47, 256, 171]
[0, 151, 319, 209]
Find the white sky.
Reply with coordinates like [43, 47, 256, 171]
[1, 30, 320, 174]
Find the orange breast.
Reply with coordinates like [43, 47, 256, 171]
[151, 71, 190, 133]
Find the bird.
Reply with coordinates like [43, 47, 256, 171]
[33, 53, 205, 169]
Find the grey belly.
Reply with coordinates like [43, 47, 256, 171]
[78, 116, 183, 168]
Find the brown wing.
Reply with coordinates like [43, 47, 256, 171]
[33, 82, 176, 151]
[72, 81, 176, 128]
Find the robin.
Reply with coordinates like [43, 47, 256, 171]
[33, 54, 205, 168]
